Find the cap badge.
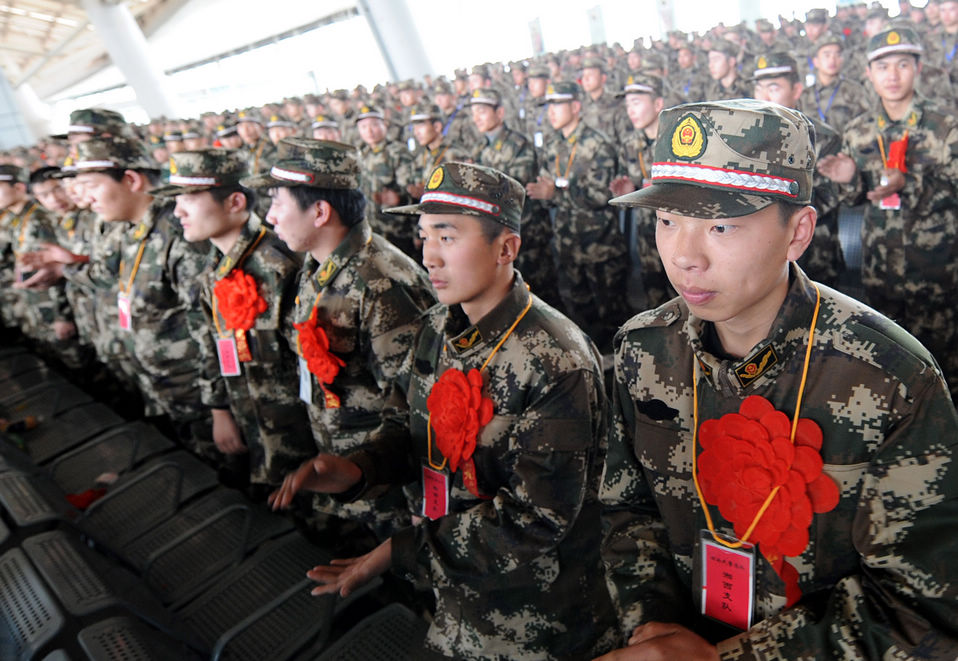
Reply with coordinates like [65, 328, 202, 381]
[360, 106, 370, 114]
[627, 75, 634, 85]
[887, 31, 900, 45]
[472, 89, 480, 97]
[546, 84, 555, 95]
[757, 56, 768, 69]
[671, 114, 707, 160]
[168, 158, 177, 175]
[427, 166, 444, 190]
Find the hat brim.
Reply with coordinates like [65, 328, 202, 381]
[239, 173, 291, 189]
[610, 182, 777, 219]
[148, 184, 218, 197]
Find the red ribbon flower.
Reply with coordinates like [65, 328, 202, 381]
[294, 309, 345, 384]
[214, 269, 268, 331]
[427, 368, 494, 473]
[697, 394, 840, 607]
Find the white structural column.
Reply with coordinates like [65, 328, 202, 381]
[80, 0, 178, 119]
[356, 0, 432, 82]
[0, 70, 36, 148]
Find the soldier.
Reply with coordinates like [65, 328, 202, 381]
[249, 138, 435, 546]
[579, 56, 633, 144]
[266, 114, 299, 146]
[215, 123, 243, 150]
[470, 87, 558, 307]
[270, 162, 617, 660]
[667, 44, 707, 105]
[327, 90, 360, 148]
[405, 102, 468, 201]
[818, 26, 958, 398]
[236, 109, 276, 174]
[431, 79, 480, 154]
[51, 108, 130, 147]
[752, 53, 846, 288]
[600, 98, 958, 661]
[526, 81, 630, 351]
[310, 115, 341, 142]
[522, 64, 554, 148]
[799, 30, 870, 133]
[704, 39, 752, 100]
[798, 8, 831, 84]
[150, 149, 314, 498]
[355, 104, 416, 258]
[609, 75, 674, 310]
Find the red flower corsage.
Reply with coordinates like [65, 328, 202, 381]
[697, 395, 840, 606]
[294, 309, 345, 384]
[427, 368, 494, 473]
[214, 269, 267, 331]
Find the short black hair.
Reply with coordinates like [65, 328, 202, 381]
[29, 166, 60, 186]
[99, 167, 162, 187]
[279, 186, 366, 227]
[777, 200, 810, 224]
[209, 184, 256, 211]
[476, 214, 512, 243]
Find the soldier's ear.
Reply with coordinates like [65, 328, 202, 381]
[312, 199, 333, 228]
[495, 106, 506, 122]
[497, 232, 521, 265]
[785, 204, 817, 263]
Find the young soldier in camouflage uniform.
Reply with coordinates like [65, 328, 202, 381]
[526, 81, 630, 351]
[522, 64, 554, 149]
[799, 30, 870, 134]
[704, 40, 752, 101]
[818, 26, 958, 398]
[270, 162, 617, 660]
[151, 149, 314, 497]
[751, 52, 846, 288]
[250, 138, 435, 547]
[579, 56, 633, 145]
[600, 99, 958, 660]
[431, 79, 480, 155]
[236, 109, 276, 175]
[404, 102, 468, 201]
[469, 87, 559, 307]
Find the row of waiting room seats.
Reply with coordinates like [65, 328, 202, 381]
[0, 346, 430, 661]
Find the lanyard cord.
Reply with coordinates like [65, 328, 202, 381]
[14, 204, 37, 253]
[423, 145, 449, 171]
[814, 80, 841, 123]
[691, 282, 822, 548]
[554, 138, 578, 180]
[427, 293, 534, 470]
[877, 130, 908, 169]
[211, 226, 267, 337]
[119, 227, 150, 295]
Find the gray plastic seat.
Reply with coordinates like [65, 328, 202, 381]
[7, 402, 125, 465]
[1, 365, 66, 395]
[315, 603, 429, 661]
[78, 616, 202, 661]
[0, 547, 66, 661]
[0, 380, 91, 414]
[0, 351, 45, 381]
[0, 470, 78, 528]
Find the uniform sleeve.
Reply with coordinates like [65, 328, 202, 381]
[717, 374, 958, 660]
[389, 368, 602, 592]
[557, 135, 617, 210]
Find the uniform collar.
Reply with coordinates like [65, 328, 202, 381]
[130, 197, 168, 240]
[876, 95, 924, 130]
[213, 213, 264, 279]
[308, 220, 372, 290]
[687, 264, 818, 394]
[444, 273, 530, 357]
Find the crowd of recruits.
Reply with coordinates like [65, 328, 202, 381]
[0, 5, 957, 661]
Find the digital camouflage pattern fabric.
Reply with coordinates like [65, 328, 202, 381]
[349, 274, 617, 660]
[150, 148, 250, 197]
[241, 137, 362, 191]
[601, 266, 958, 659]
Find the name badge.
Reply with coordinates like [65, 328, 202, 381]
[298, 357, 312, 404]
[407, 137, 417, 152]
[700, 531, 755, 631]
[216, 336, 241, 377]
[421, 463, 449, 520]
[880, 193, 902, 210]
[117, 293, 132, 331]
[519, 107, 526, 119]
[555, 176, 570, 189]
[534, 131, 543, 148]
[805, 73, 816, 88]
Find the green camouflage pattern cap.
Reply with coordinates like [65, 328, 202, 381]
[267, 114, 296, 128]
[408, 103, 443, 122]
[866, 5, 889, 19]
[755, 18, 775, 32]
[386, 161, 524, 232]
[640, 51, 667, 71]
[471, 64, 491, 79]
[867, 26, 923, 61]
[750, 52, 800, 81]
[330, 89, 350, 101]
[526, 64, 550, 78]
[310, 115, 339, 129]
[240, 137, 360, 190]
[0, 164, 28, 183]
[51, 107, 129, 140]
[538, 80, 581, 105]
[215, 123, 238, 138]
[432, 79, 454, 95]
[354, 104, 385, 122]
[580, 56, 606, 72]
[454, 68, 468, 81]
[709, 39, 739, 58]
[236, 108, 264, 124]
[397, 79, 417, 92]
[163, 130, 183, 142]
[617, 73, 664, 98]
[610, 99, 815, 218]
[813, 29, 845, 52]
[469, 87, 502, 107]
[72, 136, 157, 173]
[806, 8, 829, 23]
[149, 148, 250, 196]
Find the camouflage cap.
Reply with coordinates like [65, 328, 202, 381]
[215, 123, 238, 138]
[454, 68, 468, 81]
[640, 51, 667, 71]
[354, 104, 385, 122]
[610, 99, 815, 218]
[397, 79, 417, 92]
[267, 114, 296, 129]
[471, 64, 491, 79]
[236, 108, 264, 124]
[709, 39, 739, 58]
[163, 130, 183, 142]
[755, 18, 775, 32]
[51, 107, 128, 140]
[469, 87, 502, 107]
[580, 56, 606, 72]
[149, 149, 250, 196]
[527, 64, 550, 79]
[330, 89, 350, 101]
[806, 8, 829, 23]
[813, 29, 845, 52]
[749, 52, 800, 81]
[310, 115, 340, 129]
[72, 137, 157, 173]
[240, 137, 360, 191]
[432, 80, 454, 95]
[537, 81, 581, 105]
[0, 164, 28, 183]
[866, 5, 889, 19]
[617, 74, 664, 98]
[867, 26, 923, 61]
[409, 103, 442, 122]
[385, 161, 524, 232]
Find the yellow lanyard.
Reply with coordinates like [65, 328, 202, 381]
[691, 282, 821, 548]
[252, 139, 267, 172]
[427, 293, 534, 470]
[14, 204, 37, 254]
[637, 149, 648, 181]
[554, 137, 578, 179]
[118, 231, 149, 295]
[424, 145, 449, 171]
[211, 226, 267, 337]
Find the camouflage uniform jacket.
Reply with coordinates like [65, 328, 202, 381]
[193, 215, 314, 486]
[703, 75, 753, 102]
[539, 121, 626, 262]
[117, 199, 212, 419]
[440, 101, 481, 154]
[797, 116, 846, 288]
[522, 97, 555, 150]
[600, 265, 958, 658]
[410, 140, 469, 189]
[289, 220, 435, 524]
[54, 208, 99, 345]
[580, 88, 633, 144]
[242, 137, 277, 174]
[798, 75, 869, 134]
[358, 140, 415, 253]
[350, 274, 617, 660]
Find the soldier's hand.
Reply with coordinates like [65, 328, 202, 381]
[816, 153, 857, 184]
[211, 408, 247, 455]
[406, 182, 425, 200]
[306, 539, 392, 597]
[379, 189, 401, 207]
[610, 175, 637, 197]
[526, 175, 556, 201]
[591, 622, 719, 661]
[12, 266, 61, 290]
[53, 320, 77, 341]
[268, 453, 363, 510]
[866, 167, 905, 202]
